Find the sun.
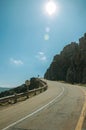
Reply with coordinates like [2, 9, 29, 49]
[45, 1, 57, 16]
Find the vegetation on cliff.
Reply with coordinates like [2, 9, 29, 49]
[44, 33, 86, 84]
[0, 77, 41, 98]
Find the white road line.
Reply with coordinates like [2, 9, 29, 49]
[2, 86, 64, 130]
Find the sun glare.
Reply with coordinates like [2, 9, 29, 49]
[45, 1, 57, 16]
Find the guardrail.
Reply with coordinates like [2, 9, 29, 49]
[0, 80, 48, 106]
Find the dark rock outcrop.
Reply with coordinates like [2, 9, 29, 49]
[29, 77, 42, 90]
[44, 33, 86, 84]
[0, 77, 41, 98]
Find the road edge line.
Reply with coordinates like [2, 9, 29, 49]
[75, 87, 86, 130]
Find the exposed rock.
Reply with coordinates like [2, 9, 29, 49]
[44, 33, 86, 84]
[29, 77, 41, 90]
[0, 77, 41, 98]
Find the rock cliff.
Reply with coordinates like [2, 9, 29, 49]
[44, 33, 86, 84]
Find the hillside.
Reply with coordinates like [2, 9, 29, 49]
[0, 77, 41, 98]
[44, 33, 86, 84]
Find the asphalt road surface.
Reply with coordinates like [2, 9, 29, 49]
[81, 87, 86, 130]
[0, 80, 85, 130]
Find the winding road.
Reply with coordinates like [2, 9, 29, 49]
[0, 80, 86, 130]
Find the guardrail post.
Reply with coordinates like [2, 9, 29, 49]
[40, 88, 42, 93]
[26, 91, 29, 99]
[34, 89, 36, 95]
[14, 93, 17, 103]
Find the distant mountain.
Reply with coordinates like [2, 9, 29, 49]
[44, 33, 86, 84]
[0, 87, 10, 93]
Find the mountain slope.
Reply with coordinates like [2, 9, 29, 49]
[44, 33, 86, 84]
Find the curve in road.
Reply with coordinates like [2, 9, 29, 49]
[0, 80, 85, 130]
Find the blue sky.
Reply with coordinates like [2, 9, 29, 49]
[0, 0, 86, 88]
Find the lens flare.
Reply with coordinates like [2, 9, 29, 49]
[44, 34, 50, 40]
[45, 27, 50, 32]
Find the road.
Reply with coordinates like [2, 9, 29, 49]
[81, 87, 86, 130]
[0, 80, 85, 130]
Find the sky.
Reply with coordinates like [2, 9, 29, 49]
[0, 0, 86, 88]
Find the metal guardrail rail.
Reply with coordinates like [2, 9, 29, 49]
[0, 80, 48, 105]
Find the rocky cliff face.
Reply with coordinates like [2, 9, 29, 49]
[44, 33, 86, 84]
